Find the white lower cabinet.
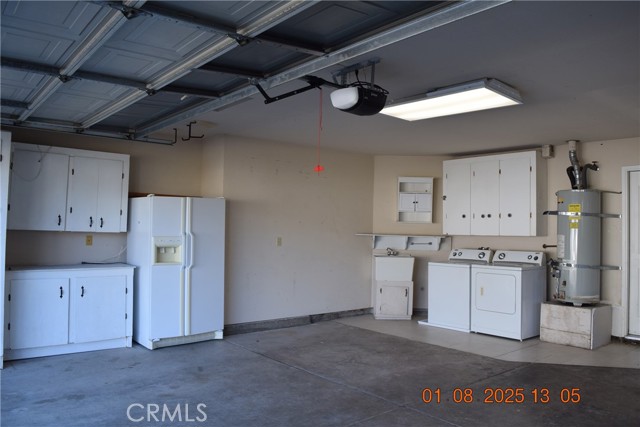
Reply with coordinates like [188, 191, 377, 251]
[373, 256, 415, 320]
[374, 281, 413, 320]
[4, 264, 133, 361]
[8, 278, 70, 350]
[69, 275, 127, 344]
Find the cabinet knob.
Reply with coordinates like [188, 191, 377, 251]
[481, 214, 486, 218]
[487, 214, 492, 218]
[508, 213, 512, 218]
[462, 214, 466, 218]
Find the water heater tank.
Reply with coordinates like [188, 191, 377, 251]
[555, 189, 601, 306]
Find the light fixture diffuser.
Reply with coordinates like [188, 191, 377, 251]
[380, 78, 522, 121]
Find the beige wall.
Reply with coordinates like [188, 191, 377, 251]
[3, 128, 374, 325]
[4, 127, 204, 196]
[372, 137, 640, 321]
[212, 135, 374, 324]
[4, 126, 638, 328]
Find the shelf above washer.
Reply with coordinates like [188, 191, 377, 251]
[356, 233, 449, 251]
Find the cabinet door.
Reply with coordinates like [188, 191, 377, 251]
[470, 160, 500, 235]
[414, 193, 433, 212]
[499, 156, 532, 236]
[443, 161, 471, 234]
[95, 159, 124, 232]
[69, 275, 126, 343]
[377, 284, 410, 317]
[8, 150, 69, 231]
[8, 279, 69, 349]
[66, 156, 99, 231]
[67, 157, 124, 232]
[398, 193, 417, 212]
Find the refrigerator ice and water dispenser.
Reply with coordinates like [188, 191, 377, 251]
[153, 236, 183, 264]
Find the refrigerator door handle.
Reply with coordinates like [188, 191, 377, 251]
[184, 197, 194, 336]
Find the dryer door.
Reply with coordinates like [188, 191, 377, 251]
[475, 271, 517, 314]
[471, 267, 522, 339]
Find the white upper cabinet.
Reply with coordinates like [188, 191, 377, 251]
[8, 149, 69, 231]
[498, 155, 534, 236]
[397, 177, 433, 223]
[66, 157, 125, 232]
[443, 151, 546, 236]
[442, 161, 471, 235]
[470, 159, 500, 235]
[8, 143, 129, 233]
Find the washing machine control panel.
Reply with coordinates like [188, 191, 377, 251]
[448, 249, 493, 264]
[492, 250, 546, 266]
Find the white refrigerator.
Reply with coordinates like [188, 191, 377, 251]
[127, 196, 225, 349]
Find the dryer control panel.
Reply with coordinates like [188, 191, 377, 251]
[493, 250, 546, 266]
[448, 248, 493, 264]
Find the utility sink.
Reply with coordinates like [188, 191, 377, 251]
[374, 256, 415, 281]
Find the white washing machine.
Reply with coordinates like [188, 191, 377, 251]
[471, 250, 546, 340]
[420, 249, 493, 332]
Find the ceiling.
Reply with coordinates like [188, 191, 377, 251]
[1, 1, 639, 156]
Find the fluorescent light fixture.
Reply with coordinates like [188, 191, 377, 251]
[380, 78, 522, 121]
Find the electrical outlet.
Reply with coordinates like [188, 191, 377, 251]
[85, 235, 93, 246]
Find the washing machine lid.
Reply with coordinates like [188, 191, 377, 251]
[448, 248, 493, 264]
[492, 250, 546, 267]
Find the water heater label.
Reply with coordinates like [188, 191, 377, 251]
[570, 218, 580, 229]
[568, 203, 582, 213]
[557, 234, 565, 258]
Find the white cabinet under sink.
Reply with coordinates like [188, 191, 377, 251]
[373, 256, 415, 320]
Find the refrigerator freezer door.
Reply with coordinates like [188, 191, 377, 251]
[185, 197, 226, 335]
[151, 197, 185, 237]
[150, 264, 183, 339]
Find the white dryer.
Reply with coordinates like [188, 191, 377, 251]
[471, 250, 546, 340]
[421, 249, 493, 332]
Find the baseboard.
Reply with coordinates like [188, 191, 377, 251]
[413, 308, 428, 317]
[224, 307, 373, 336]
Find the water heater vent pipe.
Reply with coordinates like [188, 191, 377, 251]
[566, 139, 599, 189]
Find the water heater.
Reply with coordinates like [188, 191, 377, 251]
[553, 189, 602, 306]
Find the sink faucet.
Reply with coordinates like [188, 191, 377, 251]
[386, 247, 398, 256]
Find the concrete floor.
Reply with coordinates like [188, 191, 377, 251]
[2, 318, 640, 427]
